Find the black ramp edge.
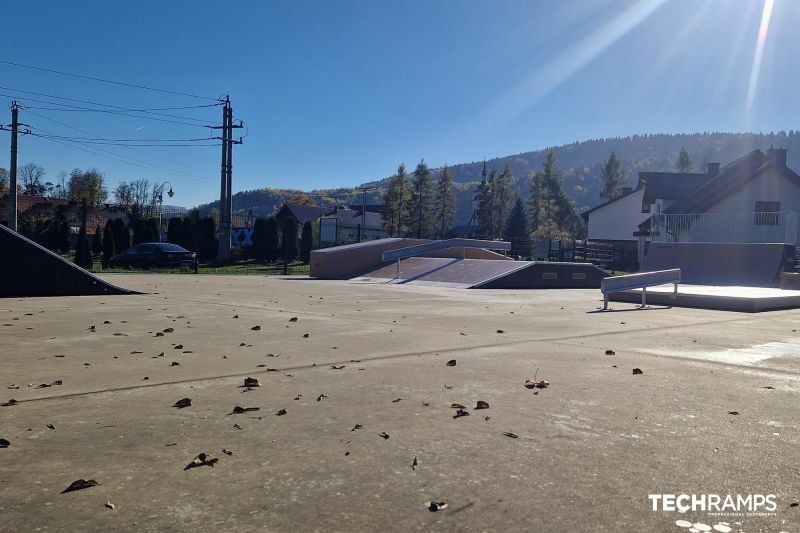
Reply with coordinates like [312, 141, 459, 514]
[472, 262, 609, 289]
[0, 224, 135, 297]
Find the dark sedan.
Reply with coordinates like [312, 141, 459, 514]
[109, 242, 197, 269]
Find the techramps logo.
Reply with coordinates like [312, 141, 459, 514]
[648, 493, 780, 532]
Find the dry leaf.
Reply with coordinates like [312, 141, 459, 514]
[61, 479, 100, 493]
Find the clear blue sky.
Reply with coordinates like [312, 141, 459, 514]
[1, 0, 797, 207]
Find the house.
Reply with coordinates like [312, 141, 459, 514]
[275, 203, 389, 247]
[639, 147, 800, 244]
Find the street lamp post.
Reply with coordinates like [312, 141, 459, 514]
[157, 182, 174, 242]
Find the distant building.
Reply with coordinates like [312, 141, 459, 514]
[275, 202, 389, 247]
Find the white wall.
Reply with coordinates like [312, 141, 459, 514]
[587, 188, 649, 241]
[706, 167, 800, 213]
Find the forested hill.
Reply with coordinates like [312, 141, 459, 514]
[203, 131, 800, 225]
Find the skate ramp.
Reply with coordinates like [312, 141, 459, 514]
[641, 242, 793, 287]
[0, 224, 134, 297]
[310, 238, 509, 280]
[357, 257, 607, 289]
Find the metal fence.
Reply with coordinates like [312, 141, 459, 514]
[649, 211, 799, 244]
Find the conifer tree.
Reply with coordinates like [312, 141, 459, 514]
[411, 159, 434, 239]
[503, 197, 531, 257]
[600, 151, 625, 200]
[434, 165, 456, 238]
[676, 147, 694, 172]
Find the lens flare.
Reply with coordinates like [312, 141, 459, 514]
[745, 0, 775, 113]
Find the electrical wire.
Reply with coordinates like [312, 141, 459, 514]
[0, 58, 220, 101]
[23, 108, 219, 176]
[25, 113, 218, 183]
[0, 87, 218, 126]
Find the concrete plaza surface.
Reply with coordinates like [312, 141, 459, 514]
[1, 274, 799, 532]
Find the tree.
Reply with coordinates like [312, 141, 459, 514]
[600, 152, 625, 200]
[299, 221, 313, 263]
[527, 170, 543, 236]
[411, 159, 434, 239]
[19, 163, 47, 196]
[198, 217, 217, 260]
[382, 163, 413, 237]
[492, 163, 514, 238]
[676, 147, 694, 172]
[111, 218, 130, 252]
[166, 217, 182, 245]
[102, 222, 115, 267]
[0, 168, 8, 196]
[131, 218, 154, 244]
[180, 216, 196, 251]
[57, 220, 70, 253]
[434, 165, 456, 238]
[476, 162, 493, 238]
[534, 151, 583, 241]
[281, 217, 299, 261]
[74, 203, 92, 269]
[113, 182, 134, 211]
[251, 217, 268, 260]
[264, 216, 280, 260]
[503, 197, 531, 258]
[68, 169, 107, 207]
[91, 227, 103, 255]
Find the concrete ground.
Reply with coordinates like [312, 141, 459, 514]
[1, 274, 799, 532]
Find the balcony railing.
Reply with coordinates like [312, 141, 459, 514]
[649, 211, 799, 244]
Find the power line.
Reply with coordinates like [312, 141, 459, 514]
[0, 58, 219, 101]
[29, 130, 217, 184]
[29, 134, 221, 147]
[0, 87, 219, 125]
[31, 133, 217, 143]
[24, 111, 218, 183]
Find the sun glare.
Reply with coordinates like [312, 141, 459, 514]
[745, 0, 775, 114]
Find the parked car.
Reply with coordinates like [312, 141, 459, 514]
[109, 242, 197, 269]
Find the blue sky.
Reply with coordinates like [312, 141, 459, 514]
[1, 0, 797, 207]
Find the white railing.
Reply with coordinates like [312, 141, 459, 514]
[649, 211, 799, 244]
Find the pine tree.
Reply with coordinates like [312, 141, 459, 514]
[299, 221, 313, 263]
[527, 170, 543, 236]
[476, 162, 493, 238]
[533, 151, 582, 241]
[411, 159, 434, 239]
[57, 220, 70, 253]
[102, 223, 115, 268]
[281, 217, 299, 261]
[251, 217, 268, 260]
[492, 163, 513, 238]
[600, 151, 625, 200]
[381, 164, 412, 237]
[166, 217, 182, 245]
[502, 197, 531, 258]
[434, 165, 456, 238]
[74, 222, 92, 269]
[265, 216, 280, 260]
[91, 227, 103, 255]
[676, 147, 694, 172]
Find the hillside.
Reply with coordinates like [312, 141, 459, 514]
[202, 131, 800, 225]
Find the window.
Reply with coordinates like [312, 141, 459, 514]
[755, 201, 780, 226]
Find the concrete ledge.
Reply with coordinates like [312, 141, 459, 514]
[609, 284, 800, 312]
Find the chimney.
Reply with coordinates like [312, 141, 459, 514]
[767, 146, 787, 168]
[707, 162, 720, 176]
